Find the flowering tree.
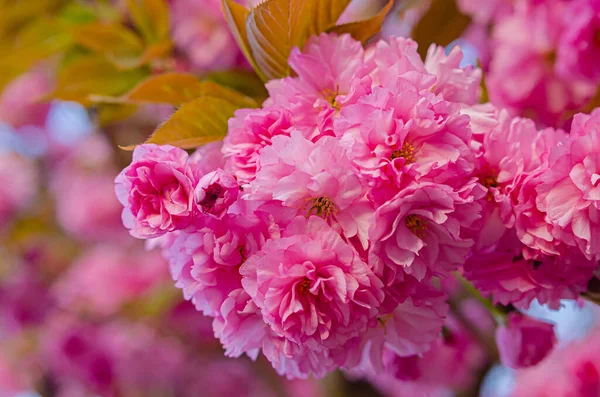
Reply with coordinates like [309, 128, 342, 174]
[2, 0, 600, 396]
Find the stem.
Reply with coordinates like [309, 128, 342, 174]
[455, 273, 507, 324]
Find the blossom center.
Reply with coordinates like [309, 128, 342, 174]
[297, 277, 312, 294]
[479, 168, 498, 201]
[307, 196, 338, 219]
[391, 142, 415, 164]
[322, 87, 340, 110]
[405, 214, 427, 238]
[198, 183, 223, 211]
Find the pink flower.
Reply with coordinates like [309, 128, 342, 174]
[115, 144, 196, 239]
[194, 169, 239, 218]
[495, 312, 556, 369]
[457, 0, 513, 24]
[53, 245, 167, 316]
[335, 84, 474, 205]
[536, 110, 600, 260]
[266, 33, 371, 135]
[245, 132, 373, 248]
[170, 0, 246, 72]
[167, 213, 277, 316]
[0, 70, 50, 128]
[189, 141, 226, 179]
[369, 182, 482, 282]
[487, 1, 596, 126]
[424, 44, 482, 105]
[222, 106, 293, 184]
[556, 0, 600, 83]
[0, 152, 37, 227]
[464, 230, 597, 309]
[240, 216, 384, 377]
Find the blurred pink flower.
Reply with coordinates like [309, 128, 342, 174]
[495, 312, 556, 369]
[0, 152, 37, 227]
[0, 70, 51, 128]
[53, 245, 167, 316]
[170, 0, 247, 72]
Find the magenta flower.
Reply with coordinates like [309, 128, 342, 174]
[194, 169, 239, 218]
[115, 144, 196, 239]
[495, 312, 556, 369]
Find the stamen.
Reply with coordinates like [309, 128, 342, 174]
[405, 214, 427, 238]
[390, 142, 415, 164]
[198, 183, 223, 211]
[297, 277, 311, 294]
[306, 196, 338, 219]
[322, 87, 340, 110]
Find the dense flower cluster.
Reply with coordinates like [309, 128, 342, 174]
[116, 32, 600, 379]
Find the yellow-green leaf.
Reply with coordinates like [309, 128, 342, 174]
[289, 0, 352, 47]
[52, 56, 148, 106]
[478, 60, 489, 103]
[127, 0, 170, 44]
[96, 103, 139, 125]
[70, 22, 144, 65]
[91, 72, 259, 108]
[412, 0, 471, 59]
[123, 97, 240, 150]
[327, 0, 394, 44]
[246, 0, 291, 81]
[221, 0, 262, 79]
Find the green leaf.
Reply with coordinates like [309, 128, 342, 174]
[122, 97, 240, 150]
[411, 0, 471, 59]
[90, 72, 259, 108]
[327, 0, 394, 44]
[52, 56, 148, 106]
[126, 0, 170, 44]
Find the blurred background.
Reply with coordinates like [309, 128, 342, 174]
[1, 0, 600, 396]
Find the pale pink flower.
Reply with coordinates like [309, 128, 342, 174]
[222, 106, 293, 184]
[0, 70, 50, 128]
[189, 141, 226, 179]
[457, 0, 513, 24]
[167, 213, 277, 316]
[240, 216, 384, 377]
[266, 33, 371, 135]
[194, 169, 239, 218]
[335, 85, 474, 205]
[369, 181, 482, 282]
[245, 132, 373, 248]
[424, 44, 482, 105]
[495, 312, 556, 369]
[53, 245, 167, 316]
[363, 36, 435, 91]
[0, 152, 37, 227]
[536, 110, 600, 260]
[170, 0, 246, 72]
[115, 144, 196, 239]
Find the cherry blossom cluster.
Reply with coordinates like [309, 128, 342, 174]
[116, 33, 600, 378]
